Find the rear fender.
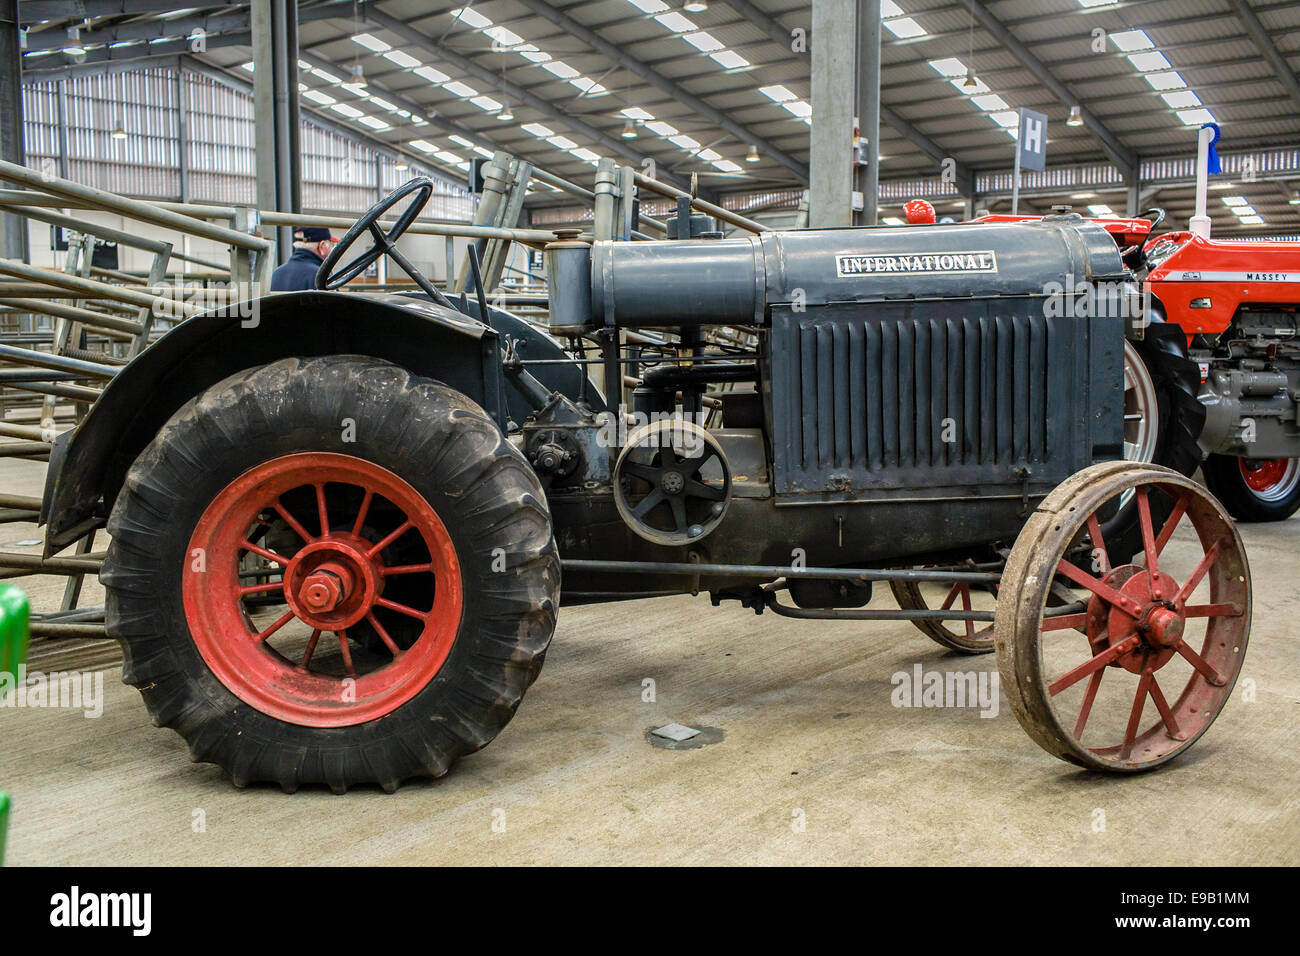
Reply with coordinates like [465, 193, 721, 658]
[42, 291, 502, 552]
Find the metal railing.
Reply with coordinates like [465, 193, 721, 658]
[0, 149, 755, 648]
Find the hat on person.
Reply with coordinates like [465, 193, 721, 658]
[293, 227, 334, 242]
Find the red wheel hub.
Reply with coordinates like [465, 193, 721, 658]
[1240, 457, 1289, 492]
[1085, 566, 1187, 674]
[183, 453, 463, 728]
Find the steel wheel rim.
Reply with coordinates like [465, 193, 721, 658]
[183, 452, 463, 728]
[1238, 457, 1300, 502]
[1033, 474, 1249, 769]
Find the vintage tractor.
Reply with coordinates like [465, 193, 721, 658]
[1141, 225, 1300, 519]
[973, 205, 1300, 521]
[37, 179, 1252, 791]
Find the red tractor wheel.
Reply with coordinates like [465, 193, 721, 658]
[889, 573, 997, 654]
[996, 462, 1250, 771]
[102, 356, 560, 792]
[183, 453, 463, 727]
[1203, 454, 1300, 522]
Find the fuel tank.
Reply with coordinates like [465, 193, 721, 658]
[547, 215, 1128, 330]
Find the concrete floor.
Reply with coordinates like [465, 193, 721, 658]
[0, 450, 1297, 865]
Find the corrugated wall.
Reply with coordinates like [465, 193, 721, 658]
[21, 67, 471, 219]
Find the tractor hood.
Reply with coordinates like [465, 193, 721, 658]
[548, 215, 1127, 331]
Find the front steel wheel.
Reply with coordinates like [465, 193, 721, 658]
[996, 462, 1250, 772]
[889, 570, 998, 655]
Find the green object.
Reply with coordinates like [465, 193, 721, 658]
[0, 583, 29, 867]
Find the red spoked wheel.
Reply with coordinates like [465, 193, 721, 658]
[889, 559, 1000, 654]
[996, 462, 1251, 771]
[1238, 457, 1299, 500]
[184, 452, 463, 727]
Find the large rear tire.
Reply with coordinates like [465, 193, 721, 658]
[102, 356, 559, 792]
[1203, 454, 1300, 522]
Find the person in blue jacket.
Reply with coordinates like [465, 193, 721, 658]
[269, 227, 338, 291]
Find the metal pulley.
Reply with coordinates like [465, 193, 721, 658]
[613, 419, 731, 546]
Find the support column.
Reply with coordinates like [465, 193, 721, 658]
[1125, 164, 1142, 217]
[853, 0, 882, 226]
[252, 0, 300, 261]
[0, 1, 28, 262]
[809, 0, 855, 227]
[176, 70, 190, 204]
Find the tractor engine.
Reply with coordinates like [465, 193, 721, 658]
[1192, 308, 1300, 458]
[540, 215, 1131, 571]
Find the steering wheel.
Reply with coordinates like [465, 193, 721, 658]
[315, 177, 455, 309]
[1121, 207, 1168, 270]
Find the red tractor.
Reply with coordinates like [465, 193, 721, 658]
[964, 207, 1300, 523]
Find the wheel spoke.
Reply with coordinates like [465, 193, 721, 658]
[375, 597, 429, 621]
[242, 541, 289, 566]
[366, 519, 414, 557]
[315, 483, 331, 537]
[272, 501, 315, 544]
[1048, 633, 1139, 696]
[365, 611, 403, 657]
[337, 630, 356, 678]
[1147, 675, 1184, 740]
[669, 494, 687, 532]
[239, 580, 284, 596]
[1086, 514, 1110, 575]
[1175, 541, 1220, 602]
[1153, 493, 1189, 556]
[301, 629, 322, 668]
[351, 488, 374, 537]
[1183, 602, 1243, 618]
[1136, 487, 1159, 577]
[940, 582, 963, 611]
[1120, 659, 1155, 760]
[959, 584, 975, 640]
[1042, 612, 1088, 632]
[1175, 640, 1227, 686]
[1056, 559, 1145, 618]
[685, 479, 724, 501]
[684, 448, 718, 477]
[1074, 669, 1105, 739]
[659, 445, 678, 467]
[631, 488, 665, 519]
[622, 461, 661, 483]
[381, 562, 434, 576]
[255, 609, 295, 643]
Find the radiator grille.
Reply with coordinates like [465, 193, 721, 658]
[772, 304, 1089, 499]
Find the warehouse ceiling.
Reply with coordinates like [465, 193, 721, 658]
[17, 0, 1300, 235]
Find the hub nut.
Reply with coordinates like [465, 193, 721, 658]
[301, 569, 346, 613]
